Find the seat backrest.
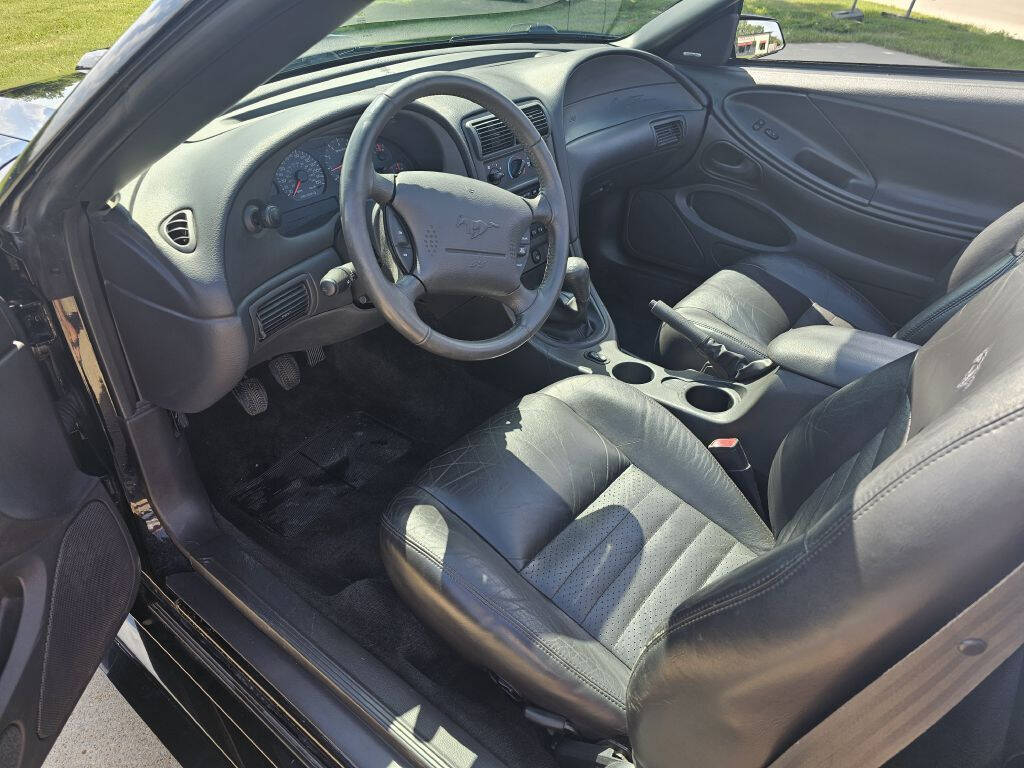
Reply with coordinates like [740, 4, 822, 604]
[628, 229, 1024, 768]
[896, 201, 1024, 344]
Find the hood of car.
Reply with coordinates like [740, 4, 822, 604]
[0, 73, 84, 167]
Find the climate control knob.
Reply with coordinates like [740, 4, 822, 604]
[508, 156, 525, 179]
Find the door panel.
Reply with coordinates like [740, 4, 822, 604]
[0, 303, 139, 768]
[625, 63, 1024, 324]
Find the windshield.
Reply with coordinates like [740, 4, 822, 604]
[288, 0, 683, 70]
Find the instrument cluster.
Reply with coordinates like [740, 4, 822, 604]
[272, 135, 414, 203]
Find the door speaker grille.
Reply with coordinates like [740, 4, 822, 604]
[37, 501, 138, 739]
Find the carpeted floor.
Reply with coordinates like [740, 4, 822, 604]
[186, 326, 556, 767]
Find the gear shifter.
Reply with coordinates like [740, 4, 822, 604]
[542, 256, 603, 343]
[561, 257, 591, 325]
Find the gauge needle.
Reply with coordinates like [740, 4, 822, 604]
[332, 164, 342, 172]
[293, 178, 302, 196]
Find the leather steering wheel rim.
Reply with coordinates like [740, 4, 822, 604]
[339, 72, 570, 361]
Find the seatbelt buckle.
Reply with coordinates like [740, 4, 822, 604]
[708, 438, 765, 519]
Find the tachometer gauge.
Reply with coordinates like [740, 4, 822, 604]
[274, 150, 325, 201]
[322, 136, 348, 182]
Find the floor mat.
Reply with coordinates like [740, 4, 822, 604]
[229, 411, 411, 539]
[187, 328, 556, 767]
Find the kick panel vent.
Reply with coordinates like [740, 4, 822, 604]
[652, 119, 684, 149]
[253, 278, 312, 340]
[467, 101, 550, 158]
[160, 209, 196, 252]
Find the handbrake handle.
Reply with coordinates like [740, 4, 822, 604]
[649, 300, 773, 382]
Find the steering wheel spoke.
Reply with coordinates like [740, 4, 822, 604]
[527, 190, 553, 226]
[500, 284, 538, 317]
[396, 273, 426, 305]
[371, 172, 396, 203]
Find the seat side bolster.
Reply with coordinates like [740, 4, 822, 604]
[382, 485, 631, 737]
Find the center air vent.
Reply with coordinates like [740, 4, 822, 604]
[252, 278, 312, 341]
[652, 119, 685, 149]
[160, 209, 196, 253]
[467, 102, 550, 158]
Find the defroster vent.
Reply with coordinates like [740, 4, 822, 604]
[253, 278, 312, 341]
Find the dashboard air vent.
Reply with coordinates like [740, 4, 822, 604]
[471, 114, 515, 156]
[467, 102, 550, 157]
[652, 119, 684, 149]
[522, 103, 550, 136]
[253, 279, 311, 340]
[160, 209, 196, 253]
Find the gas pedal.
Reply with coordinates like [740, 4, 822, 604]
[305, 346, 326, 367]
[269, 353, 301, 391]
[232, 376, 268, 416]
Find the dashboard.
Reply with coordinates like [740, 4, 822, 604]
[94, 45, 708, 413]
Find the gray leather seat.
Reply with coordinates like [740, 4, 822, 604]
[383, 211, 1024, 767]
[657, 201, 1024, 371]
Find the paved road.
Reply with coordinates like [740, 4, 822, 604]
[773, 42, 947, 66]
[43, 672, 180, 768]
[915, 0, 1024, 40]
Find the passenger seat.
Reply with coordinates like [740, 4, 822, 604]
[657, 202, 1024, 371]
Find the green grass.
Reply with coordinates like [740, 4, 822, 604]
[749, 0, 1024, 69]
[1, 0, 150, 91]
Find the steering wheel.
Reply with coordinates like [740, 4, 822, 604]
[339, 72, 569, 361]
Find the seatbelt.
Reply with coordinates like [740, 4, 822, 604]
[769, 559, 1024, 768]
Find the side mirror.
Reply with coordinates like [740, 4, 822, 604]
[75, 49, 108, 72]
[735, 16, 785, 60]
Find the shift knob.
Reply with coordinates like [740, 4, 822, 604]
[562, 256, 591, 324]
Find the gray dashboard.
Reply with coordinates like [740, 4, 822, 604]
[91, 44, 707, 412]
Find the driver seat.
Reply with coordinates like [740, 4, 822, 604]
[382, 228, 1024, 767]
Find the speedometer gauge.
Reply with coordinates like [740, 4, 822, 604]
[322, 136, 348, 182]
[274, 150, 325, 201]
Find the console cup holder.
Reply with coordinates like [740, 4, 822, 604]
[684, 384, 734, 413]
[612, 361, 655, 385]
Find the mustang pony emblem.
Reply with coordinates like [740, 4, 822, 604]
[457, 215, 499, 239]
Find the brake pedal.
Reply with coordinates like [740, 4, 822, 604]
[305, 346, 326, 367]
[269, 354, 301, 390]
[232, 376, 268, 416]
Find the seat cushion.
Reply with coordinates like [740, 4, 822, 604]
[658, 254, 892, 371]
[381, 375, 773, 737]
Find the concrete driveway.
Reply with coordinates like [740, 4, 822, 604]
[772, 42, 947, 66]
[42, 672, 179, 768]
[915, 0, 1024, 40]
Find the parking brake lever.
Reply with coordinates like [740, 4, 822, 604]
[649, 300, 773, 382]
